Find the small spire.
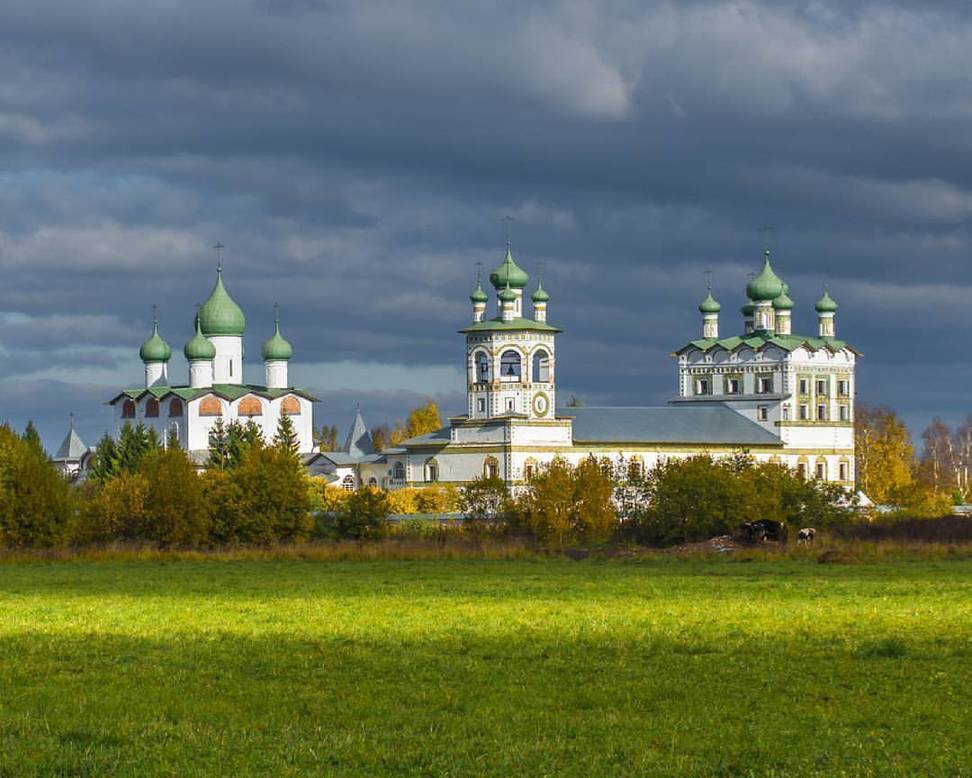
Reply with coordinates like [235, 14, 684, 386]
[69, 411, 74, 431]
[273, 302, 281, 326]
[214, 241, 225, 273]
[152, 304, 159, 326]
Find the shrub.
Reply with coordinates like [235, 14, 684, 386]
[139, 448, 209, 548]
[0, 424, 76, 548]
[336, 488, 390, 540]
[514, 456, 618, 545]
[231, 445, 312, 544]
[77, 471, 148, 544]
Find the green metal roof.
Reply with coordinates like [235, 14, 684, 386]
[531, 280, 550, 303]
[469, 280, 488, 304]
[261, 309, 294, 361]
[184, 315, 217, 361]
[676, 331, 854, 355]
[698, 289, 721, 314]
[815, 289, 838, 313]
[497, 281, 516, 302]
[109, 383, 318, 404]
[460, 317, 561, 334]
[746, 250, 785, 301]
[139, 319, 172, 363]
[489, 245, 529, 290]
[773, 284, 794, 310]
[199, 267, 246, 336]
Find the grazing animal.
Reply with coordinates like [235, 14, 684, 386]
[739, 519, 788, 544]
[797, 527, 816, 545]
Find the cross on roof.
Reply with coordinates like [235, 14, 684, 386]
[502, 215, 515, 247]
[214, 241, 225, 271]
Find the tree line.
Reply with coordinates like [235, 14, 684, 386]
[316, 401, 442, 453]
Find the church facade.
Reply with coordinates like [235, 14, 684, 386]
[107, 263, 317, 457]
[333, 245, 857, 491]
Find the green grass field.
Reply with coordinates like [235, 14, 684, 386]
[0, 556, 970, 776]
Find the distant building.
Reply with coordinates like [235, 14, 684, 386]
[52, 416, 95, 480]
[105, 262, 316, 459]
[336, 244, 857, 489]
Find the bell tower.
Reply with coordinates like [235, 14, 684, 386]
[461, 244, 560, 422]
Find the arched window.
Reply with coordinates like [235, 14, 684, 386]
[167, 422, 179, 447]
[341, 475, 355, 491]
[281, 396, 301, 416]
[368, 477, 378, 488]
[393, 461, 406, 481]
[424, 458, 439, 483]
[475, 351, 490, 383]
[199, 396, 222, 417]
[122, 399, 136, 419]
[523, 458, 538, 481]
[532, 349, 550, 382]
[500, 350, 521, 382]
[484, 456, 499, 479]
[238, 396, 263, 417]
[168, 399, 183, 417]
[145, 399, 159, 418]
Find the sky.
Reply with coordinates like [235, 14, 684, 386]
[1, 0, 971, 452]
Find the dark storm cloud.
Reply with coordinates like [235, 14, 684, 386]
[0, 0, 971, 448]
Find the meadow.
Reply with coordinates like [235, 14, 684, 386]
[0, 554, 970, 776]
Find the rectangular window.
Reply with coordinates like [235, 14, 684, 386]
[838, 379, 849, 397]
[817, 404, 827, 421]
[799, 378, 809, 395]
[726, 377, 741, 395]
[695, 378, 711, 396]
[816, 379, 828, 396]
[757, 405, 769, 421]
[797, 463, 806, 479]
[799, 404, 809, 421]
[839, 462, 848, 481]
[477, 398, 486, 413]
[506, 398, 515, 411]
[816, 462, 826, 479]
[782, 406, 790, 421]
[839, 405, 849, 422]
[756, 375, 773, 394]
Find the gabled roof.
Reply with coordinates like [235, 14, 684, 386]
[53, 426, 88, 461]
[108, 384, 318, 405]
[460, 317, 561, 334]
[564, 405, 782, 447]
[674, 331, 856, 356]
[342, 410, 375, 458]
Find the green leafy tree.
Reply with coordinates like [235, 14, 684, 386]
[232, 444, 312, 544]
[855, 406, 913, 501]
[21, 421, 45, 456]
[315, 424, 339, 452]
[139, 447, 209, 548]
[0, 424, 75, 547]
[89, 432, 121, 483]
[336, 487, 390, 540]
[274, 414, 300, 458]
[515, 456, 618, 545]
[459, 475, 511, 521]
[78, 471, 148, 543]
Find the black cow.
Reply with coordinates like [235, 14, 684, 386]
[797, 527, 816, 545]
[739, 520, 788, 545]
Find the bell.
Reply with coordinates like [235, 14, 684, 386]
[505, 363, 516, 376]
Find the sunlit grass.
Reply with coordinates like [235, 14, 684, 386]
[0, 557, 970, 776]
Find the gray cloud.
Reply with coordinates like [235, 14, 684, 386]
[0, 0, 970, 449]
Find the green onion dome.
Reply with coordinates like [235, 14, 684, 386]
[489, 245, 530, 290]
[199, 267, 246, 336]
[470, 280, 488, 304]
[746, 250, 785, 302]
[261, 310, 293, 361]
[139, 318, 172, 363]
[698, 289, 721, 314]
[773, 283, 794, 310]
[531, 280, 550, 303]
[184, 315, 216, 361]
[498, 280, 517, 303]
[815, 289, 838, 313]
[741, 299, 755, 316]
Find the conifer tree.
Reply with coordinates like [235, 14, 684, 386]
[21, 421, 45, 456]
[274, 414, 300, 458]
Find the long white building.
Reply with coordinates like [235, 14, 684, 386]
[310, 244, 857, 490]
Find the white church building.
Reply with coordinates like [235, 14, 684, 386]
[107, 261, 317, 457]
[313, 244, 857, 491]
